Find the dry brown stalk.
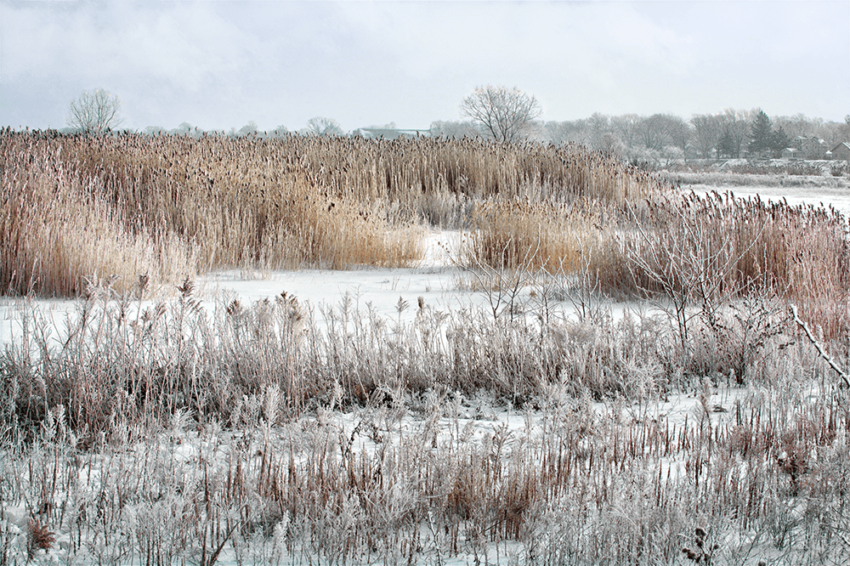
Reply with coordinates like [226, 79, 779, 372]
[0, 370, 846, 563]
[27, 517, 56, 557]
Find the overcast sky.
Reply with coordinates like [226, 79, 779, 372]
[1, 0, 847, 133]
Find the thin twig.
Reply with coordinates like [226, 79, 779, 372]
[790, 305, 849, 388]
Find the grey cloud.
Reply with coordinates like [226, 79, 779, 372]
[1, 0, 847, 132]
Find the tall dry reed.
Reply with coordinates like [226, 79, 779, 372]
[1, 129, 663, 297]
[623, 191, 849, 343]
[464, 188, 848, 344]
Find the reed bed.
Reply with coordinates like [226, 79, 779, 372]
[282, 135, 659, 208]
[667, 159, 850, 177]
[1, 268, 847, 563]
[4, 129, 845, 342]
[461, 189, 849, 344]
[0, 274, 836, 446]
[622, 191, 849, 343]
[0, 135, 197, 297]
[2, 129, 848, 563]
[1, 129, 660, 298]
[662, 171, 850, 189]
[461, 199, 615, 272]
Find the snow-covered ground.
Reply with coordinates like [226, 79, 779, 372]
[1, 370, 834, 565]
[0, 229, 613, 352]
[0, 377, 755, 565]
[197, 230, 477, 324]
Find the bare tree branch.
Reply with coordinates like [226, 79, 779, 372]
[305, 117, 344, 137]
[67, 89, 123, 134]
[460, 85, 541, 143]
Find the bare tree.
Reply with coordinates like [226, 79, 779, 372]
[543, 120, 590, 146]
[635, 115, 664, 150]
[665, 115, 692, 155]
[67, 89, 123, 134]
[587, 112, 612, 150]
[773, 113, 817, 139]
[269, 125, 290, 138]
[690, 114, 722, 158]
[840, 115, 850, 142]
[460, 85, 542, 143]
[599, 132, 623, 157]
[171, 122, 201, 137]
[236, 121, 259, 137]
[305, 117, 344, 137]
[611, 114, 641, 148]
[633, 113, 690, 155]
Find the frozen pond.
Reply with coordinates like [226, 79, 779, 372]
[0, 230, 590, 350]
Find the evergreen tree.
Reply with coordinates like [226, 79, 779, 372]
[771, 126, 791, 158]
[748, 109, 773, 156]
[718, 129, 736, 158]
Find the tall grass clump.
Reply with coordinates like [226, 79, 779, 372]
[454, 186, 847, 383]
[1, 131, 421, 297]
[1, 129, 664, 298]
[286, 136, 660, 209]
[622, 191, 849, 344]
[459, 198, 633, 298]
[0, 276, 655, 442]
[443, 146, 667, 296]
[460, 187, 847, 349]
[2, 272, 837, 444]
[0, 131, 196, 296]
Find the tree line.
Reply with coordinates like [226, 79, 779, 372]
[62, 87, 850, 165]
[436, 107, 850, 163]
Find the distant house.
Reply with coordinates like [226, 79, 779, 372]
[801, 136, 828, 159]
[831, 142, 850, 161]
[781, 147, 801, 160]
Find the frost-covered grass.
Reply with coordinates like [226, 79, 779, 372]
[658, 158, 850, 182]
[464, 189, 849, 343]
[1, 352, 848, 564]
[689, 185, 850, 220]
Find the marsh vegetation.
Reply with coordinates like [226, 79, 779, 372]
[1, 130, 848, 564]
